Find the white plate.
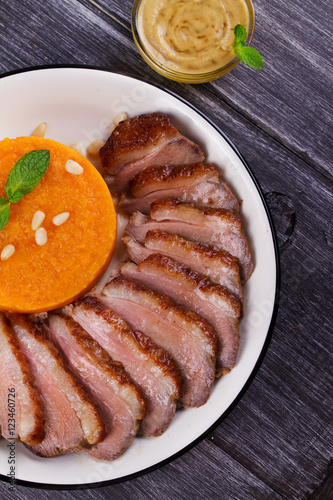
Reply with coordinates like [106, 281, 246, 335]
[0, 67, 278, 489]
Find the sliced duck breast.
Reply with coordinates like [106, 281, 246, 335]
[102, 276, 216, 408]
[119, 163, 239, 213]
[125, 200, 253, 281]
[119, 256, 241, 376]
[129, 163, 219, 197]
[0, 313, 44, 445]
[6, 313, 104, 458]
[106, 139, 204, 194]
[47, 314, 145, 461]
[100, 113, 204, 193]
[100, 112, 204, 174]
[123, 230, 243, 305]
[71, 295, 181, 437]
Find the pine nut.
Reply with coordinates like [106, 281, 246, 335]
[35, 227, 47, 246]
[1, 244, 15, 261]
[69, 143, 85, 156]
[113, 112, 128, 126]
[31, 210, 45, 231]
[65, 160, 83, 175]
[31, 122, 46, 138]
[53, 212, 70, 226]
[87, 140, 105, 157]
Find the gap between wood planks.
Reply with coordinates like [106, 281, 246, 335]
[88, 0, 333, 186]
[307, 459, 333, 500]
[83, 0, 332, 186]
[207, 437, 289, 499]
[48, 4, 331, 496]
[201, 85, 333, 186]
[86, 0, 132, 32]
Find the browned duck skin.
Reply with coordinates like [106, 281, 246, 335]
[71, 295, 181, 437]
[0, 312, 44, 445]
[119, 255, 241, 376]
[100, 113, 204, 193]
[7, 313, 105, 458]
[119, 163, 239, 213]
[102, 275, 216, 408]
[123, 230, 243, 306]
[46, 314, 145, 461]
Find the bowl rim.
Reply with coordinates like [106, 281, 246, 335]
[131, 0, 256, 83]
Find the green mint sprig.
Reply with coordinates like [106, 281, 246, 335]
[0, 149, 50, 231]
[231, 24, 264, 70]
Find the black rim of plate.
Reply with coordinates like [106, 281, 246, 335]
[0, 64, 281, 491]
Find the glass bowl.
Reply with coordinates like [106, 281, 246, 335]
[131, 0, 255, 84]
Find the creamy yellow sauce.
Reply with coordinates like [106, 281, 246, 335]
[137, 0, 249, 74]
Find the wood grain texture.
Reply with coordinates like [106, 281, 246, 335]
[308, 466, 333, 500]
[85, 0, 333, 177]
[173, 86, 333, 500]
[0, 0, 332, 498]
[0, 442, 287, 499]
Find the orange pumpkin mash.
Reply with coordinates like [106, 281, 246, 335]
[0, 136, 117, 313]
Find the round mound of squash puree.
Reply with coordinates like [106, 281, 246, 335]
[0, 136, 117, 313]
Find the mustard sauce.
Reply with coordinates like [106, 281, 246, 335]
[137, 0, 249, 74]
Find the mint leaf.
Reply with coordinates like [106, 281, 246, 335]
[8, 191, 23, 203]
[0, 149, 50, 232]
[0, 197, 11, 231]
[233, 24, 247, 44]
[5, 149, 50, 203]
[234, 46, 264, 70]
[232, 25, 264, 70]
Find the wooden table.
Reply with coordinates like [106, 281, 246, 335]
[0, 0, 332, 498]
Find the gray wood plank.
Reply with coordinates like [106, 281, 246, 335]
[0, 0, 332, 499]
[82, 0, 333, 177]
[209, 0, 333, 176]
[0, 440, 286, 499]
[184, 87, 333, 500]
[2, 0, 332, 179]
[308, 467, 333, 500]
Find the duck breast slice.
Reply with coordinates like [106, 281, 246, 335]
[100, 113, 204, 193]
[71, 295, 181, 437]
[0, 312, 44, 445]
[123, 231, 243, 306]
[100, 112, 204, 172]
[47, 314, 145, 461]
[7, 313, 104, 458]
[129, 163, 219, 197]
[102, 276, 216, 408]
[106, 138, 204, 194]
[118, 163, 238, 213]
[125, 200, 253, 281]
[119, 256, 241, 376]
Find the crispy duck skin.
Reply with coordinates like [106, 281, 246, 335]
[118, 180, 238, 214]
[123, 230, 243, 305]
[151, 200, 253, 281]
[6, 313, 105, 458]
[0, 313, 44, 445]
[119, 256, 241, 376]
[101, 114, 204, 194]
[102, 276, 216, 408]
[129, 163, 219, 197]
[71, 295, 181, 437]
[125, 200, 253, 281]
[100, 113, 204, 175]
[47, 314, 145, 461]
[118, 163, 239, 213]
[106, 138, 204, 194]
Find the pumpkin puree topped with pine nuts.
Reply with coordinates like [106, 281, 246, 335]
[0, 136, 117, 313]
